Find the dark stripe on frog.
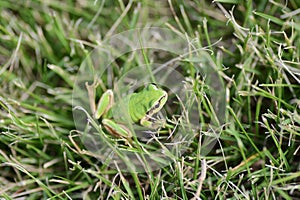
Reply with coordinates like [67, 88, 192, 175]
[146, 94, 167, 117]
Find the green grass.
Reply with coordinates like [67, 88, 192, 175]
[1, 0, 300, 199]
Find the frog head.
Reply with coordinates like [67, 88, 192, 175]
[129, 84, 168, 128]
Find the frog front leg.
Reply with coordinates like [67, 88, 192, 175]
[140, 115, 166, 129]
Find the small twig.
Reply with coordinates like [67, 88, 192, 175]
[192, 159, 207, 200]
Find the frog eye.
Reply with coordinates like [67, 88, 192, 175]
[147, 103, 160, 115]
[153, 103, 160, 109]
